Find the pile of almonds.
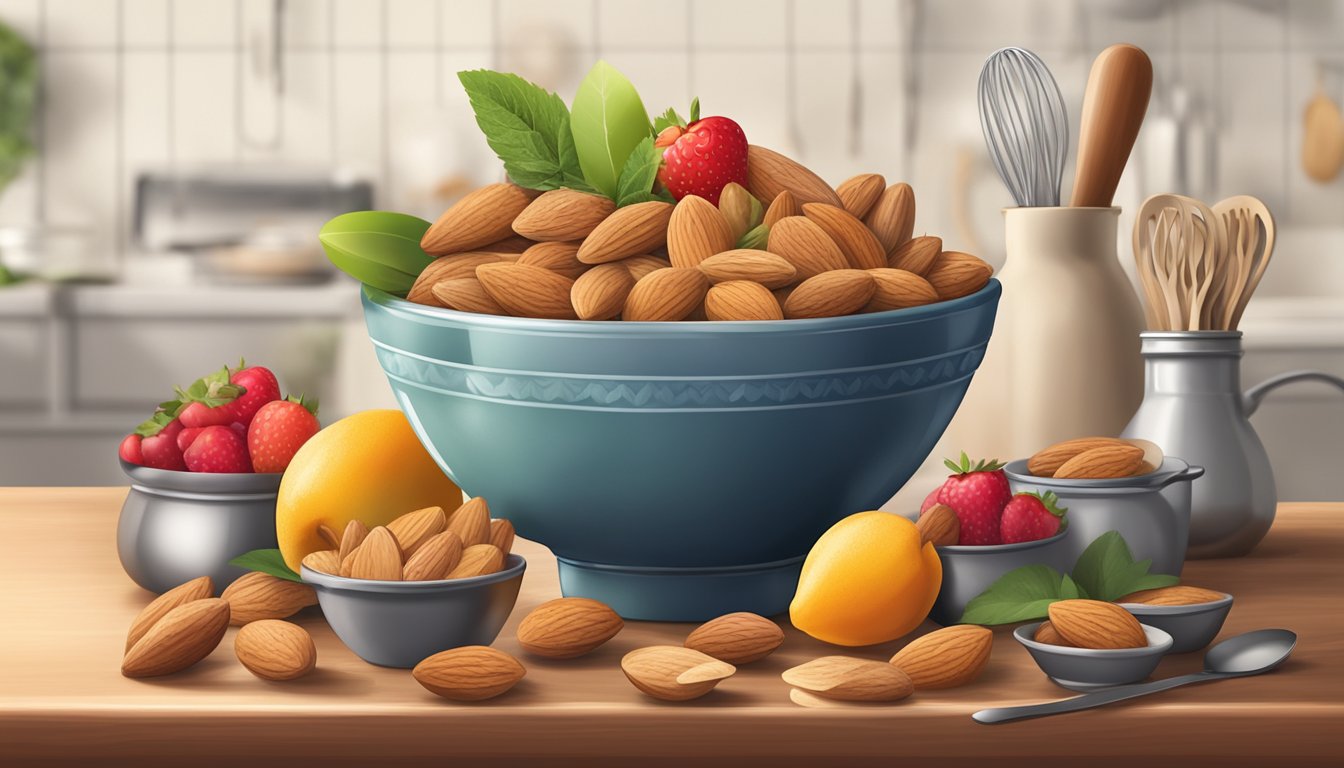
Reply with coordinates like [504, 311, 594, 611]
[1034, 588, 1227, 648]
[1027, 436, 1160, 479]
[407, 145, 993, 321]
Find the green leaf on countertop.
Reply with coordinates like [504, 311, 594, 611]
[1070, 530, 1178, 601]
[229, 549, 304, 583]
[570, 60, 653, 199]
[615, 136, 671, 207]
[737, 223, 770, 250]
[318, 211, 434, 295]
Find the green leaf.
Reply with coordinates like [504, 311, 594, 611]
[959, 564, 1068, 625]
[557, 114, 594, 192]
[286, 393, 320, 416]
[458, 69, 580, 192]
[570, 60, 653, 199]
[1123, 572, 1181, 595]
[229, 549, 304, 583]
[1071, 530, 1155, 601]
[134, 410, 175, 438]
[737, 223, 770, 250]
[652, 107, 686, 134]
[689, 96, 700, 123]
[319, 211, 434, 295]
[615, 136, 665, 208]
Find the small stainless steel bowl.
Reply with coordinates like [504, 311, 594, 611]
[1119, 592, 1233, 653]
[1014, 622, 1173, 691]
[301, 555, 526, 668]
[930, 530, 1073, 625]
[117, 459, 281, 595]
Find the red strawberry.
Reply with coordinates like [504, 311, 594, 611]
[221, 365, 281, 426]
[177, 401, 232, 429]
[1000, 491, 1068, 544]
[920, 483, 944, 515]
[177, 426, 204, 453]
[172, 363, 280, 429]
[654, 99, 748, 206]
[247, 396, 320, 473]
[183, 425, 252, 473]
[138, 416, 187, 471]
[118, 434, 144, 465]
[937, 453, 1011, 546]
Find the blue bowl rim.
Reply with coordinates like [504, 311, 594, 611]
[121, 458, 283, 494]
[300, 554, 526, 595]
[1117, 592, 1234, 615]
[1014, 622, 1174, 658]
[935, 528, 1068, 556]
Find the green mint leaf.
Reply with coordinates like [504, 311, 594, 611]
[615, 136, 665, 208]
[652, 106, 686, 133]
[1070, 530, 1139, 601]
[737, 222, 770, 250]
[557, 114, 595, 192]
[959, 564, 1067, 625]
[458, 69, 577, 192]
[319, 211, 434, 295]
[229, 549, 304, 583]
[689, 96, 700, 123]
[1059, 573, 1084, 600]
[570, 60, 653, 199]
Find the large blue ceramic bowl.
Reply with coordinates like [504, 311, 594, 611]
[362, 280, 1000, 621]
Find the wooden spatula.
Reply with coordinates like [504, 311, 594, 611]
[1070, 44, 1153, 208]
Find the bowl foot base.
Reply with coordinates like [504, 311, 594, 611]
[555, 555, 804, 622]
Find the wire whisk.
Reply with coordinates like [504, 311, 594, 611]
[978, 47, 1069, 207]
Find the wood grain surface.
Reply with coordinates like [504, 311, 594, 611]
[1, 488, 1341, 767]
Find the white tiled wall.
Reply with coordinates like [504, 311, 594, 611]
[0, 0, 1340, 275]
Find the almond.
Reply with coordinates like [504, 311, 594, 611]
[926, 251, 993, 300]
[1117, 586, 1227, 606]
[865, 268, 939, 312]
[446, 544, 505, 579]
[220, 571, 318, 626]
[1034, 621, 1073, 646]
[887, 235, 941, 275]
[345, 526, 404, 581]
[1048, 599, 1148, 649]
[623, 267, 709, 321]
[802, 203, 887, 270]
[125, 576, 214, 653]
[684, 612, 784, 664]
[704, 280, 784, 321]
[446, 497, 491, 547]
[571, 262, 635, 320]
[915, 503, 960, 547]
[234, 619, 316, 681]
[488, 518, 516, 554]
[835, 173, 886, 219]
[422, 183, 535, 255]
[413, 645, 526, 701]
[717, 182, 761, 241]
[517, 597, 624, 659]
[432, 278, 508, 315]
[301, 549, 341, 576]
[783, 269, 877, 319]
[762, 189, 800, 227]
[621, 645, 736, 701]
[406, 253, 504, 305]
[1028, 437, 1132, 477]
[387, 506, 448, 557]
[697, 250, 796, 289]
[1053, 444, 1145, 479]
[339, 519, 369, 564]
[512, 188, 615, 241]
[889, 625, 992, 690]
[621, 254, 672, 281]
[516, 241, 588, 279]
[782, 656, 914, 702]
[864, 182, 915, 254]
[767, 216, 849, 279]
[402, 530, 464, 581]
[476, 262, 578, 319]
[667, 195, 735, 268]
[316, 523, 341, 549]
[122, 598, 230, 678]
[745, 145, 842, 207]
[577, 201, 673, 264]
[483, 234, 535, 253]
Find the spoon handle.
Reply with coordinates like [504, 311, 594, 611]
[973, 672, 1217, 724]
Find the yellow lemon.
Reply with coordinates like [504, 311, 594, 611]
[789, 511, 942, 646]
[275, 409, 461, 571]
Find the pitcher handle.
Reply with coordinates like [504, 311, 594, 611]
[1242, 370, 1344, 417]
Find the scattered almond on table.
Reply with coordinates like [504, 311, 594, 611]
[516, 597, 624, 659]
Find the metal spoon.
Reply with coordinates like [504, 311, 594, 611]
[973, 629, 1297, 725]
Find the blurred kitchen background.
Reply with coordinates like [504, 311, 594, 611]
[0, 0, 1340, 497]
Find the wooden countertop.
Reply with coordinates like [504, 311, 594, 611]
[2, 488, 1341, 767]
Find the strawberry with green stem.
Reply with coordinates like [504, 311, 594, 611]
[247, 395, 321, 473]
[1000, 491, 1068, 544]
[653, 98, 749, 206]
[936, 452, 1011, 546]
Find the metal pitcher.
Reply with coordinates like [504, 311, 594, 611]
[1121, 332, 1344, 558]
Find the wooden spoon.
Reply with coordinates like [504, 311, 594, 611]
[1213, 195, 1275, 330]
[1071, 44, 1153, 207]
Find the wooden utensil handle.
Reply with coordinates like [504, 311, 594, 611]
[1071, 44, 1153, 208]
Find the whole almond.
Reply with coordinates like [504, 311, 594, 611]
[745, 145, 842, 207]
[623, 267, 710, 322]
[402, 530, 464, 581]
[339, 519, 369, 564]
[301, 550, 341, 576]
[577, 201, 673, 264]
[667, 195, 735, 269]
[316, 523, 341, 550]
[865, 268, 939, 312]
[571, 262, 635, 320]
[887, 235, 941, 275]
[446, 497, 491, 547]
[783, 269, 877, 319]
[767, 216, 849, 279]
[512, 189, 615, 242]
[717, 182, 761, 241]
[122, 598, 230, 678]
[835, 173, 886, 219]
[446, 544, 505, 579]
[621, 254, 672, 281]
[346, 526, 404, 581]
[517, 241, 588, 279]
[802, 203, 887, 270]
[864, 182, 915, 254]
[518, 597, 624, 659]
[220, 571, 318, 626]
[1048, 599, 1148, 649]
[234, 619, 316, 681]
[1028, 437, 1131, 477]
[782, 656, 914, 702]
[406, 253, 503, 305]
[684, 612, 784, 664]
[432, 278, 508, 315]
[1034, 621, 1073, 646]
[762, 189, 800, 227]
[916, 503, 960, 547]
[621, 645, 736, 701]
[387, 506, 448, 557]
[697, 250, 796, 289]
[422, 183, 535, 255]
[414, 645, 526, 701]
[125, 575, 214, 653]
[704, 280, 784, 321]
[1053, 444, 1145, 479]
[926, 251, 993, 300]
[888, 625, 993, 690]
[1117, 585, 1227, 606]
[488, 518, 516, 554]
[476, 262, 578, 319]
